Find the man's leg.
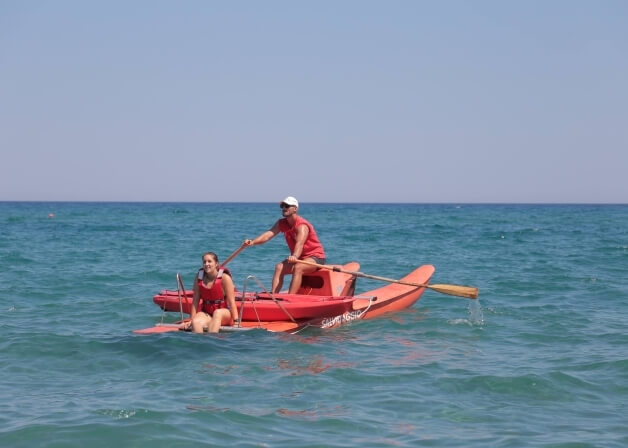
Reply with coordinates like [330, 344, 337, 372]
[272, 261, 291, 293]
[288, 258, 318, 294]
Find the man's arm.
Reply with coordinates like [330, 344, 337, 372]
[244, 221, 280, 246]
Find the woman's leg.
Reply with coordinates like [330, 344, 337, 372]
[191, 312, 212, 333]
[207, 308, 233, 333]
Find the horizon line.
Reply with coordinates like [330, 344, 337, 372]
[1, 200, 627, 206]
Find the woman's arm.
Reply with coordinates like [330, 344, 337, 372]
[222, 274, 238, 323]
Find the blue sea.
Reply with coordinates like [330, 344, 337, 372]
[1, 202, 626, 447]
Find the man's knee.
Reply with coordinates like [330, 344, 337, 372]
[293, 263, 312, 275]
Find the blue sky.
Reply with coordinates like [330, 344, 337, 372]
[1, 1, 626, 203]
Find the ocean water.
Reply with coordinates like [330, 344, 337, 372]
[1, 202, 626, 448]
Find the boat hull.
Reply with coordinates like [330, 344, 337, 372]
[153, 291, 357, 321]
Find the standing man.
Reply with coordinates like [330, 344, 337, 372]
[243, 196, 326, 294]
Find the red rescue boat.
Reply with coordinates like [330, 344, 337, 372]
[135, 262, 438, 334]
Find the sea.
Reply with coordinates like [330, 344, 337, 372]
[0, 202, 626, 448]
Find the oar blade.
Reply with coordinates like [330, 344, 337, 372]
[293, 259, 479, 300]
[428, 284, 479, 299]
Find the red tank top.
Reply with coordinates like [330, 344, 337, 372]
[278, 216, 325, 259]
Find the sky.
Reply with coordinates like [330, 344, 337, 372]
[1, 1, 627, 203]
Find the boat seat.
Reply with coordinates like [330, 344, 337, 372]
[296, 264, 357, 297]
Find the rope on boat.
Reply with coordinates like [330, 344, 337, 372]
[240, 275, 297, 325]
[355, 295, 376, 319]
[289, 295, 378, 334]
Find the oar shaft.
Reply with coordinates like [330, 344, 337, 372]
[221, 244, 246, 267]
[294, 259, 478, 299]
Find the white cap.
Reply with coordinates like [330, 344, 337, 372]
[280, 196, 299, 207]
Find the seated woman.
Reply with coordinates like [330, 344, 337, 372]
[184, 251, 238, 333]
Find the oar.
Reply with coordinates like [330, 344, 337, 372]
[294, 260, 479, 299]
[221, 243, 247, 267]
